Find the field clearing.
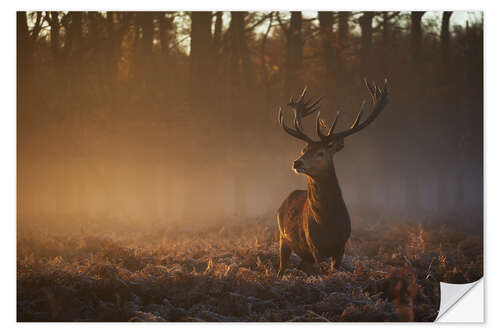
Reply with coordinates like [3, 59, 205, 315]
[17, 217, 483, 322]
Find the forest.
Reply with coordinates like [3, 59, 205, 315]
[17, 11, 483, 322]
[17, 11, 483, 224]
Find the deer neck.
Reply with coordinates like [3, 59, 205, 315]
[306, 161, 346, 224]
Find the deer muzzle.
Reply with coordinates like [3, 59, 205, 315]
[293, 159, 306, 173]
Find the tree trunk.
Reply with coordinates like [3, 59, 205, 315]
[137, 12, 155, 88]
[382, 12, 390, 47]
[158, 13, 172, 59]
[184, 12, 214, 222]
[441, 11, 453, 77]
[105, 12, 118, 82]
[228, 12, 249, 218]
[189, 11, 213, 111]
[66, 12, 83, 64]
[16, 4, 28, 218]
[260, 14, 274, 103]
[49, 12, 61, 63]
[285, 11, 303, 97]
[213, 11, 223, 58]
[411, 11, 425, 71]
[338, 12, 350, 49]
[139, 12, 154, 55]
[318, 12, 336, 95]
[337, 11, 350, 90]
[240, 35, 256, 90]
[17, 11, 38, 78]
[138, 12, 154, 57]
[229, 12, 245, 101]
[359, 12, 374, 78]
[105, 12, 130, 83]
[87, 12, 100, 44]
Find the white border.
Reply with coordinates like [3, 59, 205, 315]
[2, 0, 497, 332]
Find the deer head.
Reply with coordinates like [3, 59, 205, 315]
[278, 79, 389, 179]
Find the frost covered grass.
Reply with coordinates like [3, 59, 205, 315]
[17, 216, 482, 322]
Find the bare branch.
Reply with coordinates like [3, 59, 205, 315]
[246, 12, 273, 32]
[275, 12, 288, 36]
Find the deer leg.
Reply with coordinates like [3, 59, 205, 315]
[333, 248, 345, 269]
[298, 259, 315, 275]
[277, 237, 291, 278]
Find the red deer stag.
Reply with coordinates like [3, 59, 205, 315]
[277, 79, 389, 277]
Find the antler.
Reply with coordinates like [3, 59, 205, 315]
[287, 86, 322, 130]
[279, 86, 322, 142]
[279, 107, 314, 143]
[317, 79, 389, 141]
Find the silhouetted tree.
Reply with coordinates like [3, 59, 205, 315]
[229, 11, 256, 94]
[229, 12, 244, 100]
[105, 12, 132, 83]
[17, 12, 30, 79]
[16, 11, 483, 224]
[277, 11, 303, 97]
[410, 11, 425, 71]
[318, 11, 337, 96]
[138, 12, 154, 58]
[189, 11, 214, 110]
[185, 11, 214, 221]
[338, 11, 350, 49]
[380, 11, 400, 47]
[228, 12, 250, 217]
[441, 11, 453, 77]
[45, 12, 61, 63]
[375, 12, 400, 79]
[136, 12, 155, 86]
[213, 11, 223, 64]
[17, 11, 42, 78]
[359, 12, 374, 78]
[259, 13, 274, 104]
[86, 11, 102, 49]
[158, 12, 174, 60]
[63, 12, 83, 67]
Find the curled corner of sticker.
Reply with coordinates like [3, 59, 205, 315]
[435, 278, 484, 322]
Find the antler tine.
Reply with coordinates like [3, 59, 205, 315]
[316, 112, 329, 141]
[350, 100, 366, 129]
[287, 87, 304, 106]
[294, 117, 304, 131]
[364, 78, 375, 94]
[365, 78, 378, 103]
[278, 107, 313, 143]
[299, 86, 308, 101]
[303, 96, 322, 116]
[288, 87, 322, 118]
[327, 111, 341, 136]
[317, 110, 343, 142]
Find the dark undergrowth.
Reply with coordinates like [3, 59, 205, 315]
[17, 216, 483, 322]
